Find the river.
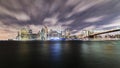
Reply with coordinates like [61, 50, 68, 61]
[0, 40, 120, 68]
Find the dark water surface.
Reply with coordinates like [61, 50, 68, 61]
[0, 40, 120, 68]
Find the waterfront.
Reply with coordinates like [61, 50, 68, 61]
[0, 41, 120, 68]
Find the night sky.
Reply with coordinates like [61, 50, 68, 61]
[0, 0, 120, 40]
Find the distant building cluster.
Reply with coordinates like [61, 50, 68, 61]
[14, 26, 120, 41]
[16, 25, 71, 40]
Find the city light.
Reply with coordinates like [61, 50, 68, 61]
[8, 25, 120, 41]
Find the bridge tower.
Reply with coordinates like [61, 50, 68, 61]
[82, 30, 94, 39]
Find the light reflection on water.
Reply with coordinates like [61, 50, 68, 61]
[50, 42, 61, 61]
[0, 41, 120, 68]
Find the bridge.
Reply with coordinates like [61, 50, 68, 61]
[83, 28, 120, 38]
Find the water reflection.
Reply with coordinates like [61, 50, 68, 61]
[17, 42, 30, 68]
[50, 42, 61, 61]
[0, 41, 120, 68]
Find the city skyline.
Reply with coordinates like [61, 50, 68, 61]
[15, 25, 65, 40]
[0, 0, 120, 40]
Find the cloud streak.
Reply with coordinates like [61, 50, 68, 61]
[0, 0, 120, 39]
